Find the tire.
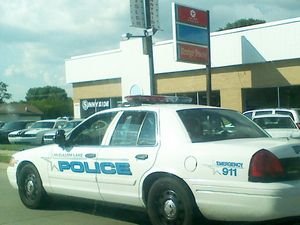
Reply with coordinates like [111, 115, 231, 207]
[17, 164, 47, 209]
[147, 177, 196, 225]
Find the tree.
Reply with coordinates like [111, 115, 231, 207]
[218, 18, 266, 31]
[26, 86, 68, 101]
[0, 82, 12, 103]
[25, 86, 73, 119]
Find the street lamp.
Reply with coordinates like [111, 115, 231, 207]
[121, 28, 156, 95]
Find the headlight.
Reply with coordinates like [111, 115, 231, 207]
[8, 157, 18, 167]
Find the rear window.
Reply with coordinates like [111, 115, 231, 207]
[253, 117, 297, 129]
[275, 110, 294, 120]
[178, 109, 268, 143]
[255, 111, 272, 116]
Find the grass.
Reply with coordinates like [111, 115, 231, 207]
[0, 144, 34, 151]
[0, 155, 11, 163]
[0, 144, 35, 163]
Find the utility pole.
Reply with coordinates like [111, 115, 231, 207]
[206, 11, 211, 106]
[144, 0, 156, 95]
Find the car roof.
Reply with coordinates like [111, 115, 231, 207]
[253, 114, 292, 119]
[244, 108, 300, 113]
[35, 119, 64, 122]
[98, 104, 225, 114]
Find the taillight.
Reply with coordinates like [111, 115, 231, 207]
[296, 123, 300, 129]
[249, 149, 285, 182]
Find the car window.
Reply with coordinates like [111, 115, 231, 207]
[110, 111, 157, 146]
[68, 112, 117, 146]
[243, 112, 252, 119]
[274, 110, 294, 120]
[178, 109, 268, 143]
[255, 111, 272, 116]
[55, 121, 67, 129]
[253, 117, 297, 129]
[31, 121, 55, 129]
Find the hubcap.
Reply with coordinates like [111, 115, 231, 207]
[26, 180, 35, 195]
[164, 199, 177, 219]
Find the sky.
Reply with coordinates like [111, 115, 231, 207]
[1, 0, 300, 102]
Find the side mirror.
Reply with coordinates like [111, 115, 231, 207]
[54, 129, 66, 147]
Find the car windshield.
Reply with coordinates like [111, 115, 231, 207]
[253, 117, 297, 129]
[31, 121, 55, 129]
[63, 121, 81, 129]
[178, 108, 268, 143]
[1, 121, 26, 130]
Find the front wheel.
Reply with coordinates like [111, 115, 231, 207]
[17, 164, 47, 209]
[147, 177, 196, 225]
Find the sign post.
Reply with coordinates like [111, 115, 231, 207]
[172, 3, 211, 105]
[129, 0, 160, 95]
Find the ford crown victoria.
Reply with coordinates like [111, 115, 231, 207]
[7, 96, 300, 225]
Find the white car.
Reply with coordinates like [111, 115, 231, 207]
[243, 108, 300, 128]
[253, 114, 300, 139]
[7, 96, 300, 225]
[8, 119, 67, 145]
[43, 119, 83, 145]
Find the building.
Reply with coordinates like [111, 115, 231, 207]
[66, 17, 300, 118]
[0, 103, 43, 122]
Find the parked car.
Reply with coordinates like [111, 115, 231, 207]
[243, 108, 300, 128]
[0, 120, 34, 144]
[7, 95, 300, 225]
[43, 119, 83, 144]
[253, 115, 300, 139]
[8, 119, 67, 145]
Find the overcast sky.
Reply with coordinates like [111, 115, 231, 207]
[1, 0, 300, 102]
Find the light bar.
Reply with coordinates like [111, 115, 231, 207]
[125, 95, 192, 104]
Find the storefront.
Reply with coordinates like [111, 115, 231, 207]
[66, 17, 300, 118]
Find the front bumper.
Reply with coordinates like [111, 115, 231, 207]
[7, 165, 18, 189]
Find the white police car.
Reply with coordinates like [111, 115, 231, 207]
[7, 96, 300, 225]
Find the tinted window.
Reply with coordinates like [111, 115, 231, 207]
[275, 110, 294, 120]
[31, 121, 55, 128]
[253, 117, 296, 129]
[2, 121, 28, 130]
[255, 111, 272, 116]
[110, 111, 157, 146]
[68, 112, 117, 146]
[178, 109, 268, 143]
[243, 112, 252, 119]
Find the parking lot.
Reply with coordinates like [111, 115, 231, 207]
[1, 163, 300, 225]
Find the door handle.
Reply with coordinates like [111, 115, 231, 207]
[135, 154, 148, 160]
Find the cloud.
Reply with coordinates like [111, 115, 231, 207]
[1, 0, 300, 102]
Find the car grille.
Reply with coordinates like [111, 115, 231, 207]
[44, 135, 54, 139]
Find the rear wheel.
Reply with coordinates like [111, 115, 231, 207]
[18, 164, 47, 209]
[147, 177, 196, 225]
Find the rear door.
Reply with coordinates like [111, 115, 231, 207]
[96, 110, 159, 206]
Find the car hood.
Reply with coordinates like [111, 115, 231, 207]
[25, 128, 53, 135]
[11, 145, 54, 163]
[9, 129, 28, 135]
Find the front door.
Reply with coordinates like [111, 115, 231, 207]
[48, 111, 117, 200]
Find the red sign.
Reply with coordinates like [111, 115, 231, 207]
[177, 5, 208, 27]
[177, 43, 209, 65]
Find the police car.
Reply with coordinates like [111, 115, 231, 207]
[7, 95, 300, 225]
